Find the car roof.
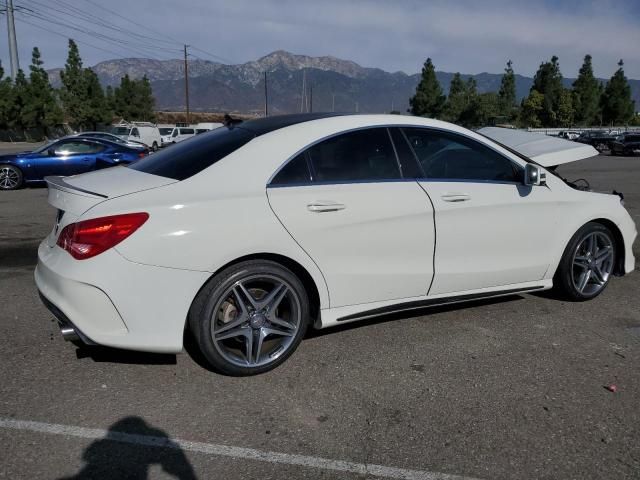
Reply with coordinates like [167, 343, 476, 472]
[235, 112, 346, 136]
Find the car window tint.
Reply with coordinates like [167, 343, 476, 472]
[131, 128, 140, 137]
[307, 128, 400, 183]
[626, 135, 640, 142]
[402, 128, 521, 182]
[271, 153, 311, 185]
[129, 126, 254, 180]
[389, 128, 423, 178]
[54, 141, 102, 155]
[180, 128, 195, 135]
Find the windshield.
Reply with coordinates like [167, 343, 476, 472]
[113, 127, 131, 136]
[159, 128, 174, 135]
[129, 126, 255, 180]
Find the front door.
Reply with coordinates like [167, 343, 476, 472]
[401, 127, 557, 295]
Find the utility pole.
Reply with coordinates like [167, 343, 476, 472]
[183, 45, 190, 124]
[264, 71, 268, 117]
[309, 84, 313, 113]
[6, 0, 19, 80]
[355, 101, 359, 113]
[300, 69, 306, 113]
[331, 93, 335, 112]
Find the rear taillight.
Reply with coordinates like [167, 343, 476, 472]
[138, 151, 147, 158]
[57, 212, 149, 260]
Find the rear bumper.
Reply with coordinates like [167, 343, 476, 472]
[35, 240, 211, 353]
[39, 292, 96, 345]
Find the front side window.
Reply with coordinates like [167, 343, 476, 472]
[402, 128, 521, 183]
[54, 141, 103, 155]
[131, 128, 140, 137]
[307, 128, 400, 183]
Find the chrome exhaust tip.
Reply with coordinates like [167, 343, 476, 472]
[60, 325, 79, 342]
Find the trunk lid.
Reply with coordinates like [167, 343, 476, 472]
[44, 167, 176, 247]
[479, 127, 599, 167]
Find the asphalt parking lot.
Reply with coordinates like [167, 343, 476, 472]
[0, 153, 639, 480]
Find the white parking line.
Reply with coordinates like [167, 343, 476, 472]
[0, 418, 479, 480]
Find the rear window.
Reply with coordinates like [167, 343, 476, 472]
[129, 126, 254, 180]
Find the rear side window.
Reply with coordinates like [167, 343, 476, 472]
[307, 128, 400, 183]
[271, 153, 311, 185]
[403, 128, 521, 183]
[129, 127, 254, 180]
[180, 128, 195, 135]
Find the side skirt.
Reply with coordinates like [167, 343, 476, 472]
[336, 285, 545, 323]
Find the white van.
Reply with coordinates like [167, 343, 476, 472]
[112, 122, 162, 151]
[159, 126, 197, 147]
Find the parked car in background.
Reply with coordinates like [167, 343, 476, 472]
[0, 137, 146, 190]
[73, 131, 148, 152]
[159, 126, 196, 146]
[112, 122, 162, 151]
[558, 130, 581, 140]
[34, 114, 636, 375]
[575, 130, 615, 152]
[609, 133, 640, 156]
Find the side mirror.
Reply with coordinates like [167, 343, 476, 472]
[524, 163, 546, 186]
[48, 148, 56, 157]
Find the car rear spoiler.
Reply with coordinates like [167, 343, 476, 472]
[478, 127, 599, 167]
[45, 176, 108, 198]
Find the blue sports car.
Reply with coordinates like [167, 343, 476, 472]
[0, 137, 147, 190]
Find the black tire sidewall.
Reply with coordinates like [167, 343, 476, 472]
[0, 164, 23, 190]
[189, 260, 310, 376]
[554, 222, 615, 301]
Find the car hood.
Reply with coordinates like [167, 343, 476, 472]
[478, 127, 599, 167]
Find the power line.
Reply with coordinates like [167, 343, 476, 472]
[16, 9, 172, 60]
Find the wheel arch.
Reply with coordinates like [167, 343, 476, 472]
[552, 217, 626, 279]
[184, 252, 323, 342]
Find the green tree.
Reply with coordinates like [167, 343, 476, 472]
[557, 89, 575, 127]
[572, 55, 601, 125]
[0, 62, 15, 129]
[60, 39, 87, 127]
[530, 55, 564, 126]
[22, 47, 63, 134]
[443, 73, 468, 123]
[112, 74, 156, 121]
[8, 69, 29, 130]
[498, 60, 517, 118]
[462, 92, 500, 128]
[409, 58, 445, 118]
[520, 89, 545, 127]
[600, 60, 635, 125]
[83, 68, 111, 129]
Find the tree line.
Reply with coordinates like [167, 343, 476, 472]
[0, 39, 156, 137]
[409, 55, 638, 128]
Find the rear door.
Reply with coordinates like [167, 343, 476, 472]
[402, 127, 557, 295]
[267, 127, 435, 308]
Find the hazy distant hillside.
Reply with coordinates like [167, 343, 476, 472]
[47, 50, 640, 114]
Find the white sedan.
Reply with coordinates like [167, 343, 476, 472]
[35, 114, 637, 375]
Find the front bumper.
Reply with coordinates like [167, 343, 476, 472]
[35, 240, 210, 353]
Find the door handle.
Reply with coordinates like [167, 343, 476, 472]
[441, 193, 471, 202]
[307, 201, 346, 213]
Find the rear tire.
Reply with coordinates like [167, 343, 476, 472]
[553, 222, 616, 301]
[188, 260, 310, 376]
[151, 142, 158, 152]
[0, 164, 23, 190]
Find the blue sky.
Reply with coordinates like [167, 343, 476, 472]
[1, 0, 639, 79]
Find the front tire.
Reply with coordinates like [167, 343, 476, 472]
[554, 222, 616, 301]
[0, 164, 23, 190]
[188, 260, 310, 376]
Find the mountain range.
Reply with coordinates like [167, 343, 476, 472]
[47, 50, 640, 115]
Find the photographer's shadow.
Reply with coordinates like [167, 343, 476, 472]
[59, 416, 197, 480]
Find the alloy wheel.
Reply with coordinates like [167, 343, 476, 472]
[0, 167, 20, 189]
[572, 231, 614, 296]
[210, 274, 302, 368]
